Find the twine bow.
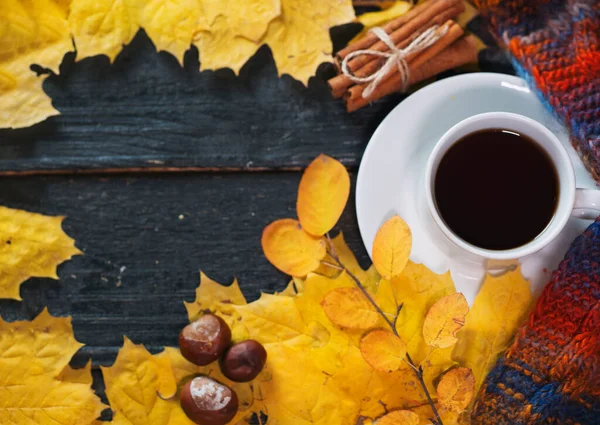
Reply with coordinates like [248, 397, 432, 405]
[341, 25, 448, 98]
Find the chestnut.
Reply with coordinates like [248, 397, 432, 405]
[220, 340, 267, 382]
[180, 376, 239, 425]
[179, 314, 231, 366]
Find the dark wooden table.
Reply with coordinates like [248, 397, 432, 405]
[0, 24, 511, 416]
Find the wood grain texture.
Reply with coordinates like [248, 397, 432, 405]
[0, 172, 368, 367]
[0, 30, 401, 174]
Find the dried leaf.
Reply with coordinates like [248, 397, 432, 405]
[262, 0, 356, 84]
[156, 347, 258, 421]
[0, 0, 73, 128]
[297, 154, 350, 236]
[0, 310, 105, 424]
[376, 410, 420, 425]
[423, 293, 469, 348]
[372, 215, 412, 279]
[262, 218, 326, 277]
[351, 1, 413, 43]
[58, 360, 93, 385]
[360, 329, 406, 372]
[322, 287, 380, 330]
[437, 367, 475, 413]
[101, 337, 191, 425]
[453, 268, 532, 393]
[184, 272, 246, 321]
[69, 0, 139, 62]
[315, 232, 380, 293]
[0, 206, 81, 300]
[376, 261, 455, 359]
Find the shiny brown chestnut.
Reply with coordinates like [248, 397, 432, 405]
[179, 314, 231, 366]
[180, 376, 239, 425]
[220, 339, 267, 382]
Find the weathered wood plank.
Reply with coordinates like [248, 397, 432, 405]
[0, 30, 512, 175]
[0, 172, 368, 367]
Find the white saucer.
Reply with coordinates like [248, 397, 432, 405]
[356, 73, 597, 304]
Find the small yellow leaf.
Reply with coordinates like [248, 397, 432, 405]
[321, 287, 379, 330]
[453, 268, 532, 393]
[423, 293, 469, 348]
[372, 215, 412, 279]
[376, 410, 420, 425]
[360, 329, 406, 372]
[262, 218, 326, 277]
[184, 272, 247, 321]
[437, 367, 475, 413]
[352, 2, 413, 43]
[297, 154, 350, 236]
[0, 206, 81, 300]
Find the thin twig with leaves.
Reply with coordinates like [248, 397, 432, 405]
[324, 235, 444, 425]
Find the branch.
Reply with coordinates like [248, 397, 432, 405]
[325, 237, 443, 425]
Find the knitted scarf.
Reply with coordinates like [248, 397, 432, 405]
[472, 217, 600, 424]
[474, 0, 600, 181]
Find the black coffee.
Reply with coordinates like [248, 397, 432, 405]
[434, 129, 558, 250]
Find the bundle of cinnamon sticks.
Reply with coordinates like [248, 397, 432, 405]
[329, 0, 479, 112]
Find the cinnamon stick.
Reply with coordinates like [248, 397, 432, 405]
[336, 0, 453, 62]
[328, 3, 465, 99]
[344, 24, 469, 112]
[344, 0, 464, 74]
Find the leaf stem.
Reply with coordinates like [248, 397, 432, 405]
[325, 237, 443, 425]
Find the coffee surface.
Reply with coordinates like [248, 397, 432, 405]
[434, 129, 558, 250]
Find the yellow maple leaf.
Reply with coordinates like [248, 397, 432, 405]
[297, 154, 350, 237]
[452, 267, 533, 393]
[314, 232, 380, 293]
[101, 337, 190, 425]
[0, 0, 73, 128]
[0, 206, 81, 300]
[155, 347, 260, 423]
[0, 309, 105, 424]
[261, 0, 356, 84]
[376, 261, 456, 360]
[58, 360, 93, 385]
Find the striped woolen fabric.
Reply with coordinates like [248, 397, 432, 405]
[472, 217, 600, 424]
[475, 0, 600, 180]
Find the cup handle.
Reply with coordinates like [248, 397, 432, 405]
[572, 188, 600, 220]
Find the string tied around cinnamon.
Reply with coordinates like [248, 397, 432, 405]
[341, 24, 448, 98]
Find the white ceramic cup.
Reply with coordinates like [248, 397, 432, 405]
[425, 112, 600, 261]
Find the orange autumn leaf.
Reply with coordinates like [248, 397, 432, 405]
[262, 218, 326, 277]
[0, 206, 82, 300]
[422, 293, 469, 348]
[437, 367, 475, 413]
[321, 287, 380, 330]
[372, 215, 412, 279]
[376, 410, 420, 425]
[297, 154, 350, 236]
[360, 329, 406, 372]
